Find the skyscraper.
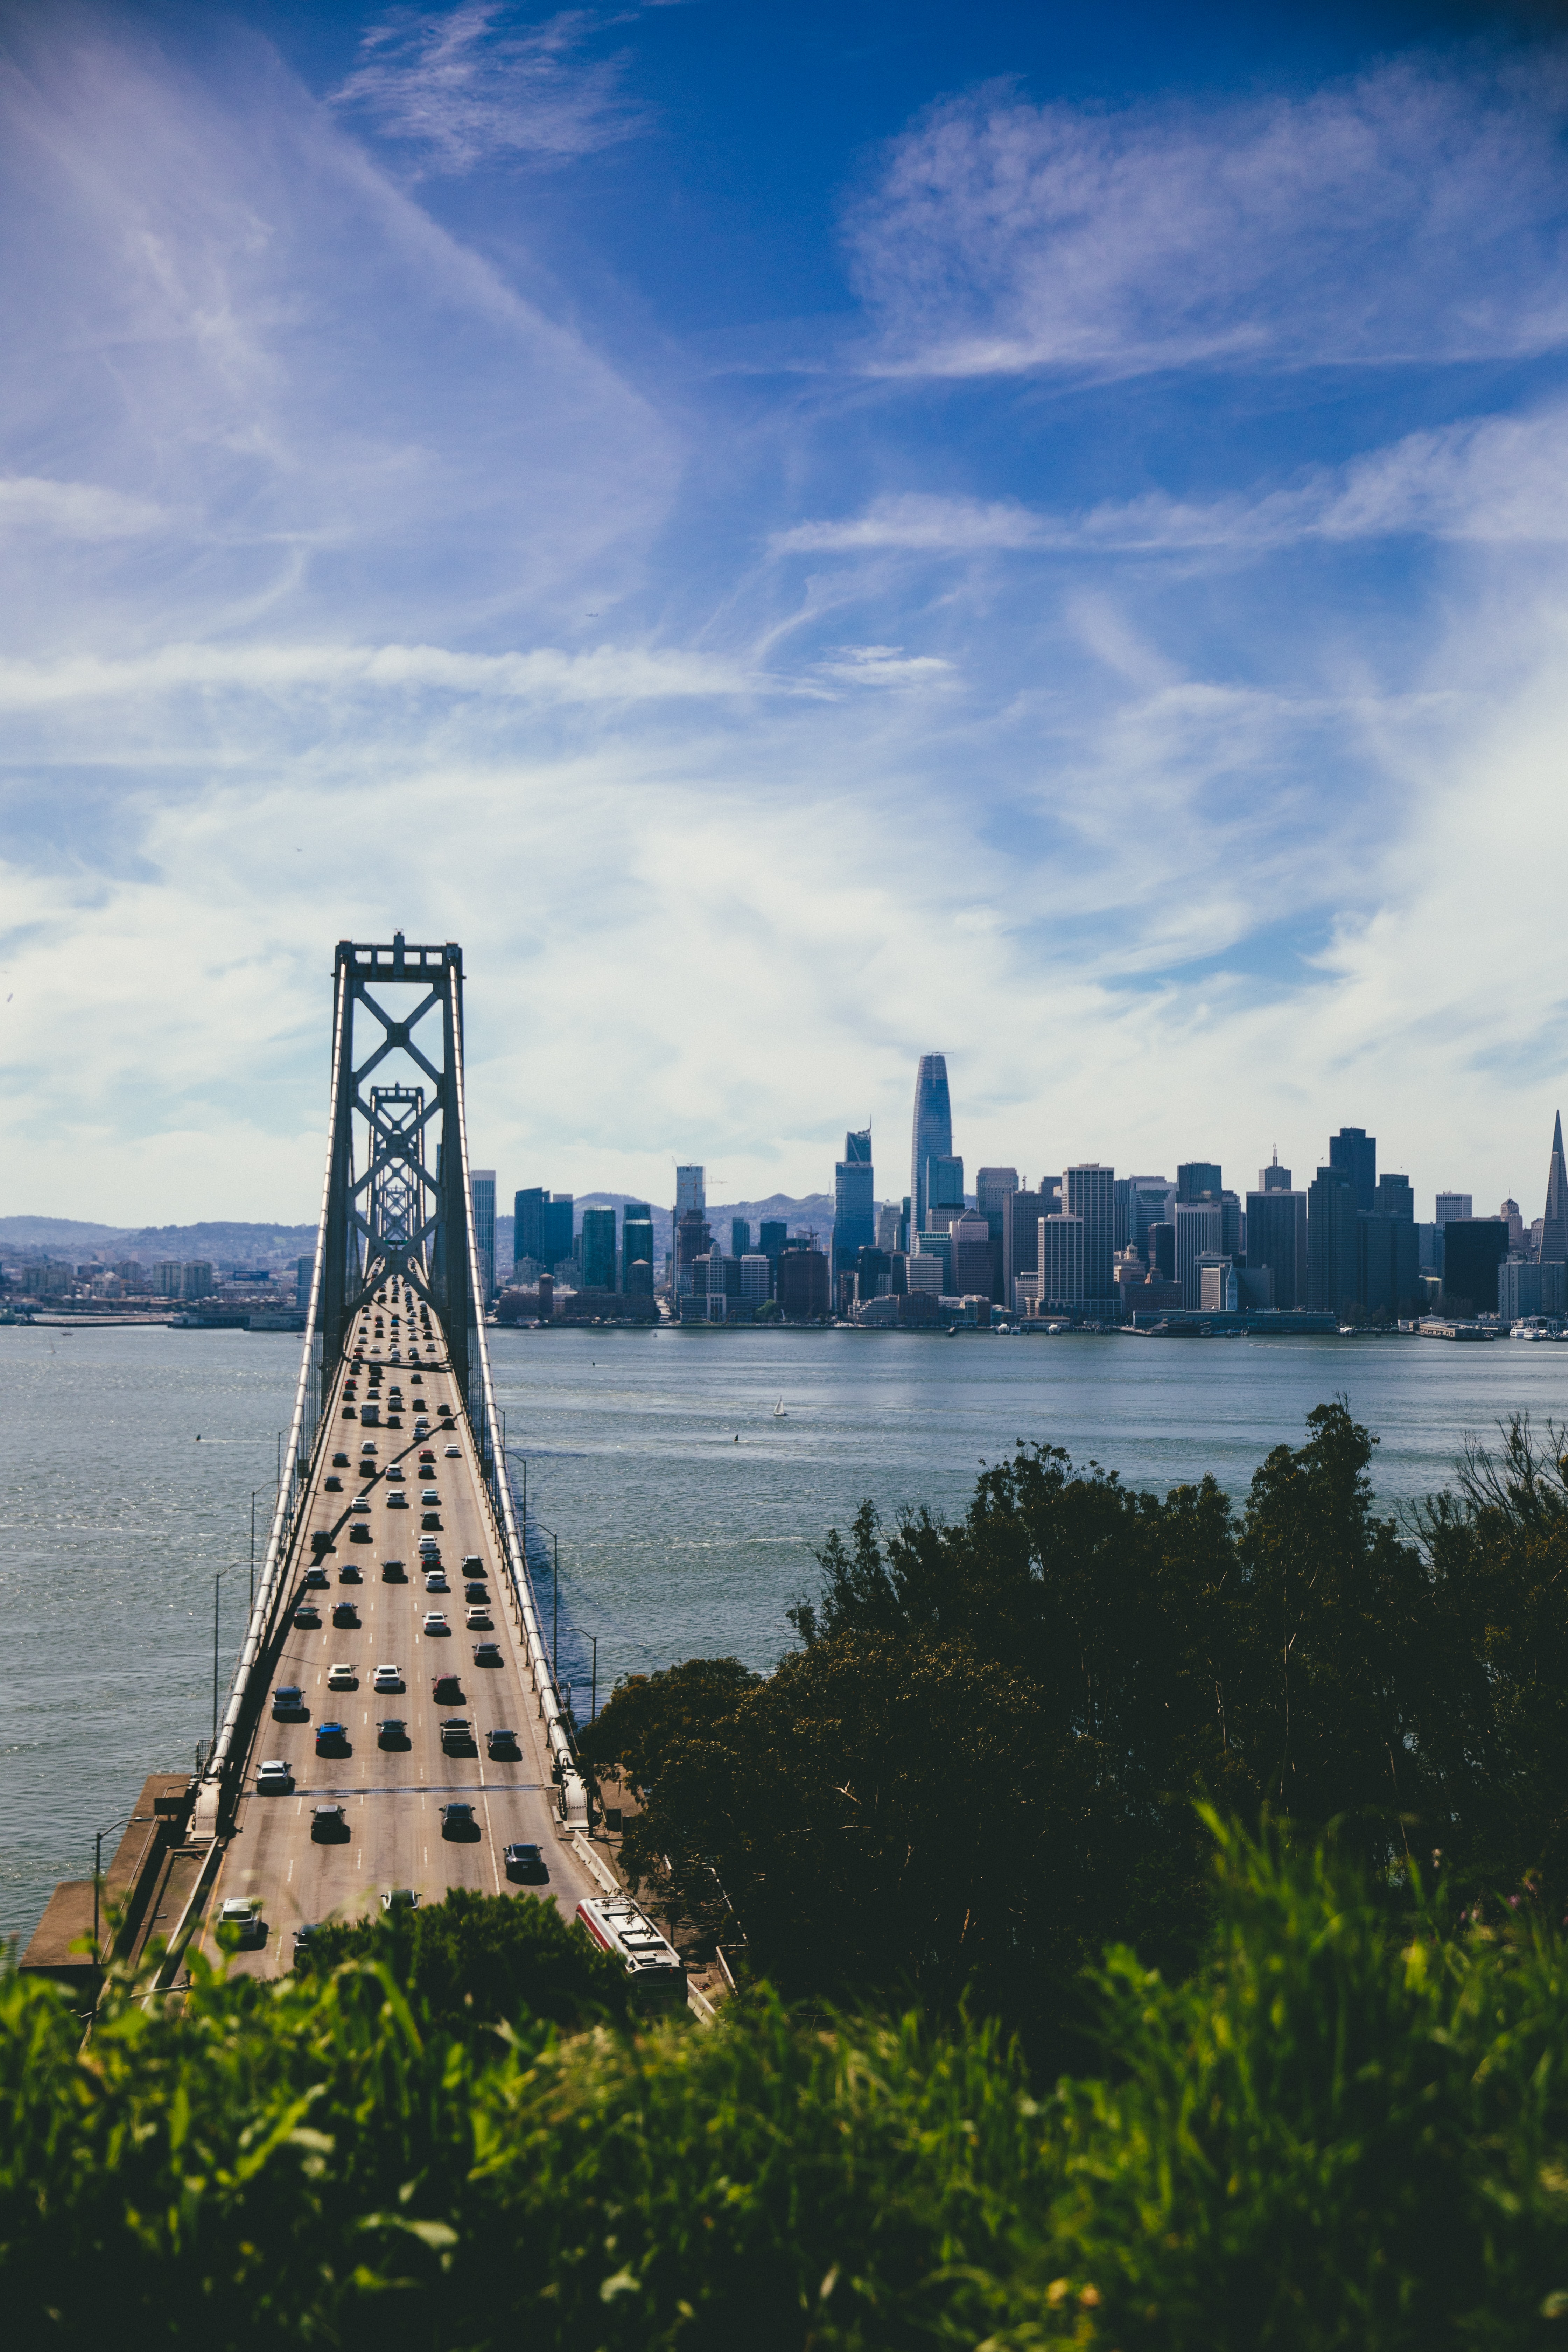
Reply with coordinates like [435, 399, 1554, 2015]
[580, 1206, 616, 1291]
[676, 1166, 706, 1217]
[1329, 1127, 1377, 1213]
[1177, 1162, 1222, 1205]
[731, 1218, 752, 1258]
[622, 1203, 655, 1294]
[513, 1186, 546, 1272]
[1258, 1150, 1293, 1192]
[1175, 1201, 1223, 1308]
[1542, 1113, 1568, 1265]
[1064, 1163, 1115, 1304]
[544, 1194, 574, 1271]
[469, 1170, 496, 1302]
[1038, 1214, 1085, 1309]
[910, 1054, 953, 1238]
[1002, 1186, 1048, 1305]
[1307, 1167, 1358, 1315]
[833, 1129, 875, 1274]
[1246, 1187, 1307, 1309]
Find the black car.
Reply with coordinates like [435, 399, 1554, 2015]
[382, 1558, 406, 1581]
[464, 1581, 489, 1603]
[332, 1452, 350, 1467]
[440, 1801, 477, 1839]
[293, 1603, 321, 1628]
[377, 1718, 408, 1749]
[304, 1566, 329, 1588]
[293, 1921, 323, 1960]
[440, 1715, 475, 1752]
[472, 1639, 502, 1667]
[338, 1562, 362, 1584]
[332, 1601, 359, 1627]
[504, 1842, 548, 1884]
[431, 1672, 463, 1704]
[310, 1802, 348, 1841]
[272, 1684, 306, 1717]
[485, 1727, 519, 1759]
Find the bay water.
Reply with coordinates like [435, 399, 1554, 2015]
[7, 1318, 1568, 1945]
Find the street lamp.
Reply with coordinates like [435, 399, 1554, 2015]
[212, 1569, 227, 1745]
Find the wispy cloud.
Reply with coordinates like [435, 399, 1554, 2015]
[846, 56, 1568, 378]
[0, 477, 168, 540]
[335, 4, 641, 171]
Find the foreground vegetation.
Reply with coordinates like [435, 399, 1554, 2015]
[587, 1402, 1568, 2053]
[6, 1829, 1568, 2346]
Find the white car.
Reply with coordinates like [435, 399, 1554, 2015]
[465, 1605, 491, 1629]
[371, 1664, 402, 1692]
[218, 1897, 264, 1947]
[387, 1492, 408, 1509]
[385, 1463, 405, 1481]
[327, 1662, 356, 1689]
[423, 1611, 449, 1634]
[425, 1570, 449, 1592]
[420, 1488, 441, 1505]
[257, 1759, 292, 1792]
[444, 1444, 461, 1457]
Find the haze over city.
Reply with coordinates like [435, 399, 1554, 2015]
[4, 1, 1568, 1225]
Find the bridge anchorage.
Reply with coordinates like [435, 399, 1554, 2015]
[100, 934, 597, 1986]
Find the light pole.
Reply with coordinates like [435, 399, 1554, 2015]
[212, 1569, 227, 1745]
[250, 1489, 259, 1610]
[552, 1531, 559, 1687]
[590, 1633, 597, 1726]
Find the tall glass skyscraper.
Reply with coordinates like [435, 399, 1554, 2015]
[832, 1129, 875, 1274]
[910, 1054, 953, 1236]
[469, 1170, 496, 1303]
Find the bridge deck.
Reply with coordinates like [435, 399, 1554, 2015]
[203, 1280, 595, 1975]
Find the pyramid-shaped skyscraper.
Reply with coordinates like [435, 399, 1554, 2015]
[1542, 1111, 1568, 1264]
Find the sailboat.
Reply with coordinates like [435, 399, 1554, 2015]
[772, 1398, 787, 1418]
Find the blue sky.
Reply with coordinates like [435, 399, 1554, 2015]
[4, 0, 1568, 1223]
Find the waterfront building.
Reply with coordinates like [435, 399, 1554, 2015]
[622, 1203, 655, 1285]
[1175, 1201, 1223, 1309]
[913, 1229, 953, 1285]
[470, 1170, 496, 1302]
[1002, 1186, 1048, 1300]
[1246, 1188, 1307, 1310]
[739, 1253, 772, 1309]
[580, 1205, 616, 1292]
[1177, 1161, 1222, 1205]
[544, 1194, 574, 1271]
[908, 1252, 944, 1296]
[156, 1261, 182, 1297]
[513, 1186, 546, 1272]
[910, 1054, 954, 1238]
[1435, 1191, 1473, 1227]
[676, 1209, 712, 1295]
[833, 1128, 875, 1274]
[1358, 1212, 1419, 1319]
[1500, 1258, 1568, 1320]
[1199, 1255, 1239, 1313]
[1443, 1219, 1510, 1317]
[950, 1212, 992, 1296]
[1307, 1167, 1358, 1316]
[854, 1246, 893, 1302]
[777, 1244, 830, 1320]
[181, 1261, 214, 1301]
[1258, 1150, 1293, 1192]
[295, 1254, 312, 1310]
[676, 1166, 706, 1217]
[1329, 1127, 1377, 1212]
[1039, 1213, 1085, 1310]
[1542, 1114, 1568, 1264]
[976, 1167, 1017, 1301]
[1064, 1163, 1115, 1304]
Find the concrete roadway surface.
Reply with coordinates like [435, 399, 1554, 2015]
[203, 1278, 595, 1976]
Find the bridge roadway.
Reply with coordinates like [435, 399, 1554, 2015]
[204, 1278, 595, 1975]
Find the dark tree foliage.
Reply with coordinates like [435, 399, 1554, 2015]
[294, 1885, 632, 2033]
[587, 1403, 1568, 2042]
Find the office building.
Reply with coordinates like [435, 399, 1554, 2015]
[759, 1219, 787, 1266]
[1038, 1213, 1085, 1310]
[950, 1212, 993, 1296]
[1500, 1258, 1568, 1321]
[1064, 1163, 1115, 1303]
[1177, 1161, 1223, 1205]
[1246, 1188, 1307, 1309]
[676, 1208, 712, 1294]
[621, 1203, 655, 1294]
[1542, 1114, 1568, 1264]
[1175, 1202, 1223, 1308]
[1003, 1186, 1048, 1301]
[155, 1261, 182, 1298]
[777, 1244, 830, 1320]
[181, 1261, 214, 1301]
[1499, 1198, 1527, 1254]
[976, 1167, 1017, 1301]
[544, 1194, 574, 1271]
[907, 1251, 944, 1296]
[925, 1154, 964, 1223]
[731, 1218, 752, 1258]
[676, 1166, 706, 1217]
[1258, 1151, 1293, 1192]
[1435, 1192, 1472, 1228]
[1199, 1256, 1239, 1313]
[875, 1204, 902, 1253]
[1148, 1220, 1176, 1281]
[1329, 1127, 1376, 1212]
[1221, 1190, 1244, 1260]
[854, 1246, 893, 1302]
[470, 1170, 496, 1302]
[513, 1186, 546, 1272]
[739, 1253, 772, 1309]
[1307, 1167, 1358, 1316]
[295, 1254, 312, 1310]
[1358, 1212, 1419, 1318]
[1443, 1219, 1510, 1316]
[833, 1128, 875, 1273]
[913, 1229, 952, 1286]
[910, 1053, 954, 1238]
[1375, 1173, 1415, 1220]
[1128, 1176, 1174, 1261]
[580, 1206, 616, 1292]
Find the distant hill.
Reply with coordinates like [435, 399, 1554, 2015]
[0, 1216, 316, 1268]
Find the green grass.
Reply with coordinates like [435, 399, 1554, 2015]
[6, 1827, 1568, 2347]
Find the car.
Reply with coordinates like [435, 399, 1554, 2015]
[331, 1603, 359, 1629]
[439, 1715, 474, 1751]
[293, 1603, 321, 1628]
[381, 1887, 420, 1913]
[421, 1513, 442, 1531]
[332, 1452, 350, 1468]
[419, 1447, 435, 1462]
[304, 1565, 329, 1588]
[504, 1842, 548, 1884]
[486, 1727, 519, 1759]
[257, 1759, 293, 1791]
[444, 1444, 461, 1457]
[431, 1671, 463, 1703]
[382, 1558, 406, 1581]
[472, 1640, 502, 1666]
[462, 1555, 484, 1574]
[218, 1896, 265, 1946]
[338, 1561, 362, 1584]
[385, 1463, 405, 1482]
[350, 1498, 371, 1516]
[324, 1475, 343, 1492]
[326, 1661, 356, 1689]
[440, 1801, 476, 1838]
[315, 1721, 348, 1752]
[378, 1717, 408, 1749]
[423, 1611, 449, 1634]
[371, 1664, 402, 1691]
[359, 1440, 378, 1458]
[292, 1921, 323, 1959]
[387, 1492, 408, 1509]
[464, 1581, 488, 1602]
[311, 1802, 347, 1840]
[421, 1488, 441, 1505]
[272, 1684, 305, 1717]
[465, 1606, 492, 1629]
[425, 1570, 449, 1592]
